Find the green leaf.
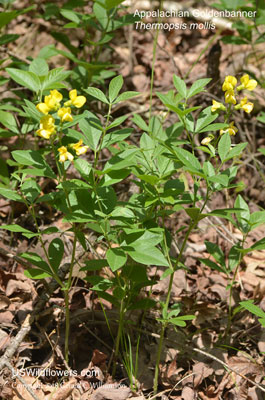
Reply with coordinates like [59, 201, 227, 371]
[224, 142, 248, 161]
[195, 106, 218, 132]
[93, 2, 108, 29]
[187, 78, 211, 99]
[96, 186, 117, 214]
[0, 224, 34, 236]
[173, 75, 187, 98]
[24, 269, 51, 279]
[107, 115, 128, 130]
[21, 180, 41, 203]
[12, 150, 45, 167]
[128, 298, 156, 310]
[0, 110, 18, 133]
[60, 9, 80, 24]
[228, 245, 241, 272]
[205, 241, 225, 267]
[218, 132, 231, 163]
[84, 87, 109, 104]
[114, 91, 139, 104]
[109, 75, 123, 103]
[106, 248, 127, 271]
[0, 11, 17, 29]
[199, 258, 225, 274]
[0, 188, 24, 202]
[74, 159, 91, 178]
[6, 68, 41, 92]
[185, 207, 201, 221]
[48, 238, 64, 271]
[81, 259, 108, 271]
[0, 33, 19, 45]
[20, 252, 52, 274]
[174, 147, 202, 172]
[0, 158, 9, 185]
[234, 194, 250, 233]
[249, 211, 265, 231]
[199, 123, 228, 132]
[29, 58, 49, 76]
[125, 245, 169, 267]
[132, 114, 149, 131]
[250, 237, 265, 251]
[240, 300, 265, 319]
[41, 67, 71, 91]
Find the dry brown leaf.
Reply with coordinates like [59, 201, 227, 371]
[6, 279, 32, 297]
[0, 328, 10, 352]
[90, 385, 131, 400]
[0, 311, 14, 325]
[0, 294, 11, 310]
[181, 386, 195, 399]
[49, 378, 77, 400]
[91, 350, 108, 367]
[192, 361, 214, 388]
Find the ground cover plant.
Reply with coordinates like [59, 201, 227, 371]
[0, 0, 264, 399]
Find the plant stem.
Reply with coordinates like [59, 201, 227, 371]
[149, 0, 164, 125]
[153, 220, 196, 396]
[64, 228, 78, 363]
[112, 299, 124, 377]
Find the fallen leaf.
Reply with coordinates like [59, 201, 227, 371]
[91, 385, 131, 400]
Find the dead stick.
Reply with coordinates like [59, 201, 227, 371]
[0, 315, 31, 371]
[193, 347, 265, 393]
[4, 361, 41, 400]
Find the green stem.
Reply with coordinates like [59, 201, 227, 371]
[153, 219, 197, 396]
[64, 228, 78, 363]
[149, 0, 164, 126]
[94, 102, 112, 170]
[226, 234, 247, 335]
[112, 299, 124, 377]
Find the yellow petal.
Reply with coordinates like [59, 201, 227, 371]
[36, 103, 50, 114]
[72, 95, 86, 108]
[69, 89, 77, 102]
[50, 90, 63, 102]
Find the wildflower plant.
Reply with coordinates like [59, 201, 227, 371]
[1, 56, 265, 397]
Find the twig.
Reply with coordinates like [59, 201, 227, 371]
[193, 347, 265, 393]
[0, 314, 31, 371]
[0, 315, 40, 400]
[5, 360, 41, 400]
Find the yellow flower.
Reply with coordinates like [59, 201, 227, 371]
[57, 107, 73, 122]
[222, 76, 237, 92]
[70, 139, 89, 156]
[237, 74, 257, 91]
[36, 115, 56, 139]
[224, 90, 236, 104]
[211, 100, 226, 112]
[201, 136, 213, 146]
[36, 90, 63, 114]
[64, 89, 86, 108]
[235, 97, 254, 113]
[58, 146, 74, 163]
[220, 121, 238, 136]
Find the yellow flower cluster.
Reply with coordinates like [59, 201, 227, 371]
[213, 74, 257, 113]
[202, 74, 257, 146]
[37, 89, 86, 118]
[58, 140, 89, 163]
[35, 89, 88, 162]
